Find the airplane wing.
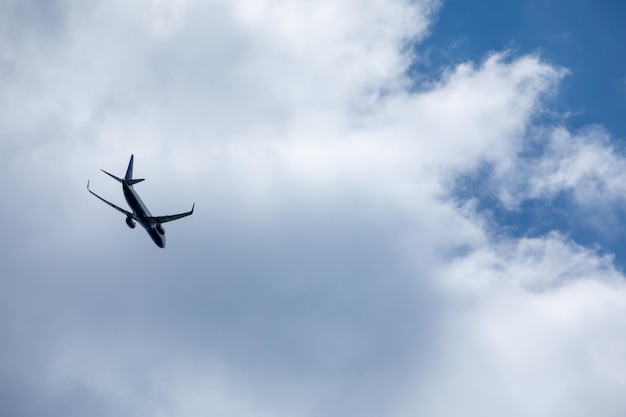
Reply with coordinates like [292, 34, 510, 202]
[87, 181, 134, 218]
[149, 203, 195, 224]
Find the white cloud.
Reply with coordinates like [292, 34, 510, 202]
[1, 1, 626, 417]
[414, 233, 626, 417]
[525, 126, 626, 203]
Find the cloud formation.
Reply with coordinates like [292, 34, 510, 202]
[1, 1, 625, 416]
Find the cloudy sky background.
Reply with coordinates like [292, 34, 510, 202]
[1, 0, 626, 416]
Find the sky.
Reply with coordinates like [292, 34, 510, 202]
[1, 1, 626, 416]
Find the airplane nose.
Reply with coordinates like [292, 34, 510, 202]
[149, 229, 166, 248]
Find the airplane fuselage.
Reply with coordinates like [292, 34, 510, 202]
[122, 182, 166, 248]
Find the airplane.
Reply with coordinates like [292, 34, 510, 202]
[87, 155, 194, 248]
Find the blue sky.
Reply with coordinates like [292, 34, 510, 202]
[1, 1, 626, 416]
[420, 0, 626, 138]
[419, 0, 626, 265]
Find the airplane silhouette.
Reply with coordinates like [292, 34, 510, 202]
[88, 155, 194, 248]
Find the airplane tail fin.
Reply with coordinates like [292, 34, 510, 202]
[124, 154, 145, 185]
[125, 155, 135, 180]
[101, 155, 145, 185]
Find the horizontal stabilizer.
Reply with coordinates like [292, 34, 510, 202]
[101, 169, 144, 186]
[101, 169, 123, 183]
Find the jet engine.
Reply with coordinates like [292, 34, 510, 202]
[125, 217, 136, 229]
[156, 223, 165, 235]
